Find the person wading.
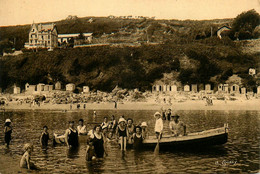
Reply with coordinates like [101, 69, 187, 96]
[65, 121, 79, 148]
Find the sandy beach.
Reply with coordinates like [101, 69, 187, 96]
[2, 99, 260, 111]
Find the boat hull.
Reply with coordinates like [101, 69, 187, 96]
[142, 133, 228, 150]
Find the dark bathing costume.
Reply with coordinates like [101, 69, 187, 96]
[41, 132, 49, 146]
[118, 126, 127, 137]
[133, 134, 143, 150]
[68, 128, 79, 147]
[5, 127, 12, 145]
[92, 133, 104, 158]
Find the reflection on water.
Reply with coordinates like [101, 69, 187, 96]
[0, 110, 259, 173]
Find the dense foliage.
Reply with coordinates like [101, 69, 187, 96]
[0, 40, 258, 92]
[229, 9, 260, 40]
[0, 10, 259, 92]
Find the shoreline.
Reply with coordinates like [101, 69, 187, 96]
[2, 99, 260, 111]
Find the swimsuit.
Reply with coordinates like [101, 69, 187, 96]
[118, 126, 127, 137]
[68, 128, 79, 147]
[133, 134, 143, 150]
[4, 127, 12, 145]
[92, 133, 104, 158]
[41, 132, 49, 146]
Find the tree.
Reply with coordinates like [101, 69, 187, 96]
[230, 9, 260, 40]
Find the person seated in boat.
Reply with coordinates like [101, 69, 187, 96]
[65, 121, 79, 148]
[40, 126, 49, 148]
[132, 126, 144, 150]
[140, 122, 148, 139]
[154, 112, 163, 139]
[20, 143, 37, 170]
[92, 125, 107, 158]
[116, 118, 128, 151]
[127, 118, 135, 144]
[85, 138, 96, 161]
[77, 119, 87, 135]
[101, 117, 109, 130]
[169, 114, 186, 137]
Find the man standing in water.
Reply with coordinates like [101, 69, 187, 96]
[169, 114, 186, 137]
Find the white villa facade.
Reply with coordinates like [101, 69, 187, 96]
[24, 23, 58, 49]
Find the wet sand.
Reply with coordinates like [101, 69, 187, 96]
[2, 99, 260, 111]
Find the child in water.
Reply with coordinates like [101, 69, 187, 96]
[4, 119, 12, 147]
[132, 126, 143, 150]
[85, 138, 96, 161]
[40, 126, 49, 148]
[116, 118, 128, 151]
[20, 143, 36, 170]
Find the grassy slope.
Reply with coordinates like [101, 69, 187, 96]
[0, 17, 258, 92]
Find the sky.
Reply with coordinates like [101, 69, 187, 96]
[0, 0, 259, 26]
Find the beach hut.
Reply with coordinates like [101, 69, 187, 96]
[25, 83, 30, 91]
[241, 87, 246, 94]
[13, 85, 21, 94]
[37, 83, 45, 92]
[44, 85, 53, 92]
[218, 84, 224, 92]
[83, 86, 90, 93]
[230, 84, 240, 93]
[163, 85, 167, 92]
[44, 85, 49, 91]
[171, 85, 177, 93]
[25, 84, 36, 93]
[66, 83, 75, 92]
[166, 85, 171, 92]
[224, 84, 229, 93]
[184, 85, 190, 92]
[191, 84, 198, 93]
[55, 81, 62, 90]
[205, 84, 211, 91]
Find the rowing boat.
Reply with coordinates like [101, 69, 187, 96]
[141, 124, 228, 149]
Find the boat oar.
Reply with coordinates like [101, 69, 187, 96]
[154, 133, 161, 155]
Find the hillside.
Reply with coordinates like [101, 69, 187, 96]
[0, 13, 259, 93]
[0, 16, 232, 52]
[0, 38, 259, 92]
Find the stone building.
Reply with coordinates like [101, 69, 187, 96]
[24, 23, 58, 49]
